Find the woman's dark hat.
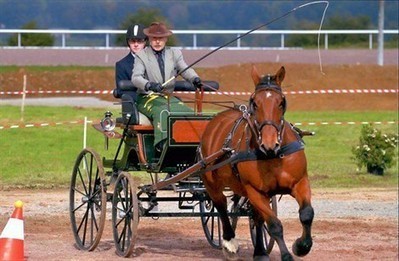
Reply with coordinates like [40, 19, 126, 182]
[126, 24, 147, 41]
[143, 22, 173, 37]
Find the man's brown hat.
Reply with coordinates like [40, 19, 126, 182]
[143, 22, 173, 37]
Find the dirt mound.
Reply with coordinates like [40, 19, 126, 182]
[0, 63, 397, 111]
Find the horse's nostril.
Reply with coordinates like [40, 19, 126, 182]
[260, 144, 277, 156]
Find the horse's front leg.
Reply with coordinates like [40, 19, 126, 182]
[291, 177, 314, 257]
[246, 186, 293, 261]
[252, 209, 269, 261]
[202, 173, 239, 259]
[216, 197, 240, 260]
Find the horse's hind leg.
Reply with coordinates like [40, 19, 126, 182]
[291, 177, 314, 257]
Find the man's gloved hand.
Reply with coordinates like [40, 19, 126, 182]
[192, 77, 202, 90]
[113, 88, 122, 98]
[145, 82, 163, 92]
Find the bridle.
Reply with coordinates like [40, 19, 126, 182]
[248, 80, 287, 152]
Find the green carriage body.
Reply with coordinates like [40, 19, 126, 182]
[69, 81, 276, 257]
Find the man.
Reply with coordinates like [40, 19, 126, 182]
[132, 22, 202, 152]
[114, 23, 147, 101]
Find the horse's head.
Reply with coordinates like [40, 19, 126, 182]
[249, 65, 286, 156]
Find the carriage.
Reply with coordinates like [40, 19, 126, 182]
[69, 78, 277, 257]
[69, 66, 314, 260]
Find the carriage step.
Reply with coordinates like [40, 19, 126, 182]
[179, 180, 202, 184]
[174, 187, 206, 193]
[178, 177, 202, 184]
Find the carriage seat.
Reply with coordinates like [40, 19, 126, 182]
[114, 80, 152, 126]
[113, 80, 220, 127]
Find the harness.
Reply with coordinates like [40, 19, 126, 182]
[197, 78, 303, 177]
[197, 108, 305, 176]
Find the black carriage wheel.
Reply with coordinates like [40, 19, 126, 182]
[199, 198, 222, 249]
[249, 195, 277, 254]
[229, 195, 247, 231]
[69, 147, 107, 251]
[200, 194, 243, 249]
[112, 171, 139, 257]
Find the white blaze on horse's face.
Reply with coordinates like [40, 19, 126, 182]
[255, 89, 283, 156]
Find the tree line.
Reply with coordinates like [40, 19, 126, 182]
[5, 9, 397, 48]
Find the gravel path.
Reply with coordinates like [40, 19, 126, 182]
[0, 97, 117, 108]
[0, 188, 397, 220]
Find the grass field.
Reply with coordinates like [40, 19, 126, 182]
[0, 105, 397, 189]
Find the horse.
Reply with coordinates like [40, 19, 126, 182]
[199, 65, 314, 260]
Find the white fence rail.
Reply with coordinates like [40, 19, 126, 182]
[0, 29, 397, 50]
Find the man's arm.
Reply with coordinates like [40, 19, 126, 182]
[132, 55, 150, 92]
[173, 49, 199, 82]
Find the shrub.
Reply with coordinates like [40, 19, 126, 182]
[352, 124, 398, 175]
[8, 21, 54, 47]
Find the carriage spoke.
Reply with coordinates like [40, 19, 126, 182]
[76, 206, 89, 235]
[81, 206, 90, 246]
[76, 168, 89, 196]
[72, 201, 86, 213]
[118, 219, 129, 251]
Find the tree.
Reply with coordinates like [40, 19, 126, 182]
[286, 20, 320, 48]
[8, 21, 54, 47]
[324, 15, 372, 47]
[286, 15, 373, 48]
[115, 8, 177, 47]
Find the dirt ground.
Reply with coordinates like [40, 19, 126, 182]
[0, 188, 397, 261]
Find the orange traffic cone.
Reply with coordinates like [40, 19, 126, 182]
[0, 200, 24, 261]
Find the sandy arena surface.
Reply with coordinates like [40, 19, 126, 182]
[0, 188, 397, 260]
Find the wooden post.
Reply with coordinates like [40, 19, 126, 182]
[20, 74, 27, 122]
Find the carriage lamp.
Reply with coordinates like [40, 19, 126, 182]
[100, 111, 115, 131]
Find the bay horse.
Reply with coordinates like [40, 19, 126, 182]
[199, 66, 314, 260]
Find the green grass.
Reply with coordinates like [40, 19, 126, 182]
[285, 111, 398, 187]
[0, 106, 397, 189]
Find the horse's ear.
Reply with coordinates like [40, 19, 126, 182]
[275, 66, 286, 86]
[251, 65, 261, 86]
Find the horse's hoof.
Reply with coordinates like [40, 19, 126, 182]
[222, 238, 240, 260]
[222, 247, 240, 261]
[281, 252, 294, 261]
[292, 237, 313, 257]
[253, 255, 270, 261]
